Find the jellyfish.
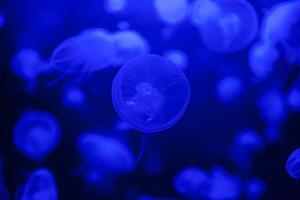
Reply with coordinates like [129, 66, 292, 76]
[61, 87, 85, 108]
[0, 12, 5, 28]
[13, 111, 61, 160]
[173, 167, 211, 198]
[244, 178, 266, 200]
[112, 55, 191, 133]
[163, 49, 188, 70]
[192, 0, 258, 53]
[265, 124, 281, 143]
[50, 28, 116, 75]
[112, 30, 150, 66]
[77, 132, 136, 174]
[154, 0, 188, 25]
[216, 76, 243, 103]
[20, 168, 58, 200]
[103, 0, 127, 14]
[287, 86, 300, 112]
[286, 148, 300, 179]
[11, 48, 50, 91]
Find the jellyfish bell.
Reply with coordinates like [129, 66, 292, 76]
[61, 87, 85, 108]
[0, 12, 5, 28]
[103, 0, 127, 14]
[163, 49, 188, 70]
[112, 55, 191, 133]
[244, 178, 266, 200]
[286, 148, 300, 179]
[112, 30, 150, 66]
[287, 87, 300, 112]
[13, 111, 61, 160]
[20, 168, 58, 200]
[216, 76, 243, 103]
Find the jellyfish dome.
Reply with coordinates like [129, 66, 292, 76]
[194, 0, 258, 53]
[112, 30, 150, 66]
[245, 178, 266, 200]
[286, 148, 300, 179]
[13, 111, 61, 160]
[287, 87, 300, 112]
[103, 0, 127, 14]
[216, 76, 243, 102]
[50, 28, 116, 74]
[163, 49, 188, 70]
[61, 87, 85, 108]
[112, 55, 191, 133]
[21, 168, 58, 200]
[0, 12, 5, 28]
[235, 129, 264, 151]
[154, 0, 188, 25]
[77, 132, 136, 173]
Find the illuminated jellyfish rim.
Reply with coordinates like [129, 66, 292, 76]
[112, 55, 191, 133]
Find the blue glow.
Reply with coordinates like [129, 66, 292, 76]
[216, 76, 243, 102]
[62, 87, 85, 108]
[287, 87, 300, 112]
[112, 55, 191, 133]
[0, 12, 5, 28]
[163, 49, 188, 70]
[103, 0, 127, 14]
[13, 111, 61, 160]
[21, 168, 57, 200]
[245, 178, 266, 200]
[286, 148, 300, 179]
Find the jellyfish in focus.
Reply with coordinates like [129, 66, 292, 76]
[50, 28, 116, 74]
[173, 167, 211, 198]
[244, 178, 266, 200]
[192, 0, 258, 53]
[103, 0, 127, 14]
[77, 132, 136, 174]
[216, 76, 243, 102]
[13, 111, 61, 160]
[286, 148, 300, 179]
[154, 0, 188, 25]
[112, 55, 191, 133]
[0, 12, 5, 28]
[112, 30, 150, 66]
[20, 168, 58, 200]
[61, 87, 85, 108]
[11, 48, 50, 91]
[163, 49, 188, 70]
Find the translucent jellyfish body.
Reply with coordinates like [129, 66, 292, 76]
[244, 178, 266, 200]
[13, 111, 61, 160]
[216, 76, 243, 102]
[50, 29, 116, 74]
[287, 87, 300, 112]
[61, 87, 85, 108]
[154, 0, 188, 25]
[112, 30, 150, 66]
[0, 12, 5, 28]
[21, 168, 58, 200]
[173, 167, 210, 198]
[103, 0, 127, 14]
[77, 132, 135, 174]
[112, 55, 191, 133]
[163, 49, 188, 70]
[192, 0, 258, 53]
[286, 148, 300, 179]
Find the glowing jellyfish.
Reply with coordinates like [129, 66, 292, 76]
[112, 55, 191, 133]
[0, 12, 5, 28]
[61, 87, 85, 108]
[21, 168, 58, 200]
[112, 30, 150, 66]
[77, 132, 135, 174]
[11, 48, 50, 91]
[286, 148, 300, 179]
[216, 76, 243, 102]
[173, 167, 210, 198]
[163, 49, 188, 70]
[103, 0, 127, 14]
[13, 111, 61, 160]
[154, 0, 188, 25]
[245, 178, 266, 200]
[192, 0, 258, 53]
[50, 28, 116, 74]
[287, 87, 300, 112]
[265, 124, 281, 143]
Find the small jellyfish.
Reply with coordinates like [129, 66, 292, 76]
[154, 0, 188, 25]
[50, 28, 116, 74]
[163, 49, 188, 70]
[112, 55, 191, 133]
[103, 0, 127, 14]
[13, 111, 61, 160]
[77, 132, 136, 174]
[192, 0, 258, 53]
[20, 168, 58, 200]
[244, 178, 266, 200]
[115, 119, 132, 132]
[173, 167, 211, 198]
[117, 21, 130, 30]
[286, 148, 300, 179]
[61, 87, 85, 108]
[0, 12, 5, 28]
[265, 124, 281, 143]
[216, 76, 243, 102]
[112, 30, 150, 66]
[287, 87, 300, 112]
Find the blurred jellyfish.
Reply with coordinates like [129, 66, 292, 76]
[287, 87, 300, 112]
[265, 124, 281, 143]
[13, 111, 61, 160]
[77, 132, 136, 174]
[208, 167, 241, 200]
[286, 148, 300, 179]
[117, 21, 130, 30]
[249, 42, 279, 78]
[115, 119, 132, 132]
[20, 168, 58, 200]
[50, 28, 116, 75]
[112, 30, 150, 66]
[0, 12, 5, 28]
[173, 167, 211, 198]
[163, 49, 188, 70]
[11, 48, 50, 91]
[103, 0, 127, 14]
[216, 76, 243, 102]
[61, 87, 85, 108]
[154, 0, 188, 25]
[112, 55, 191, 133]
[244, 178, 266, 200]
[192, 0, 258, 53]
